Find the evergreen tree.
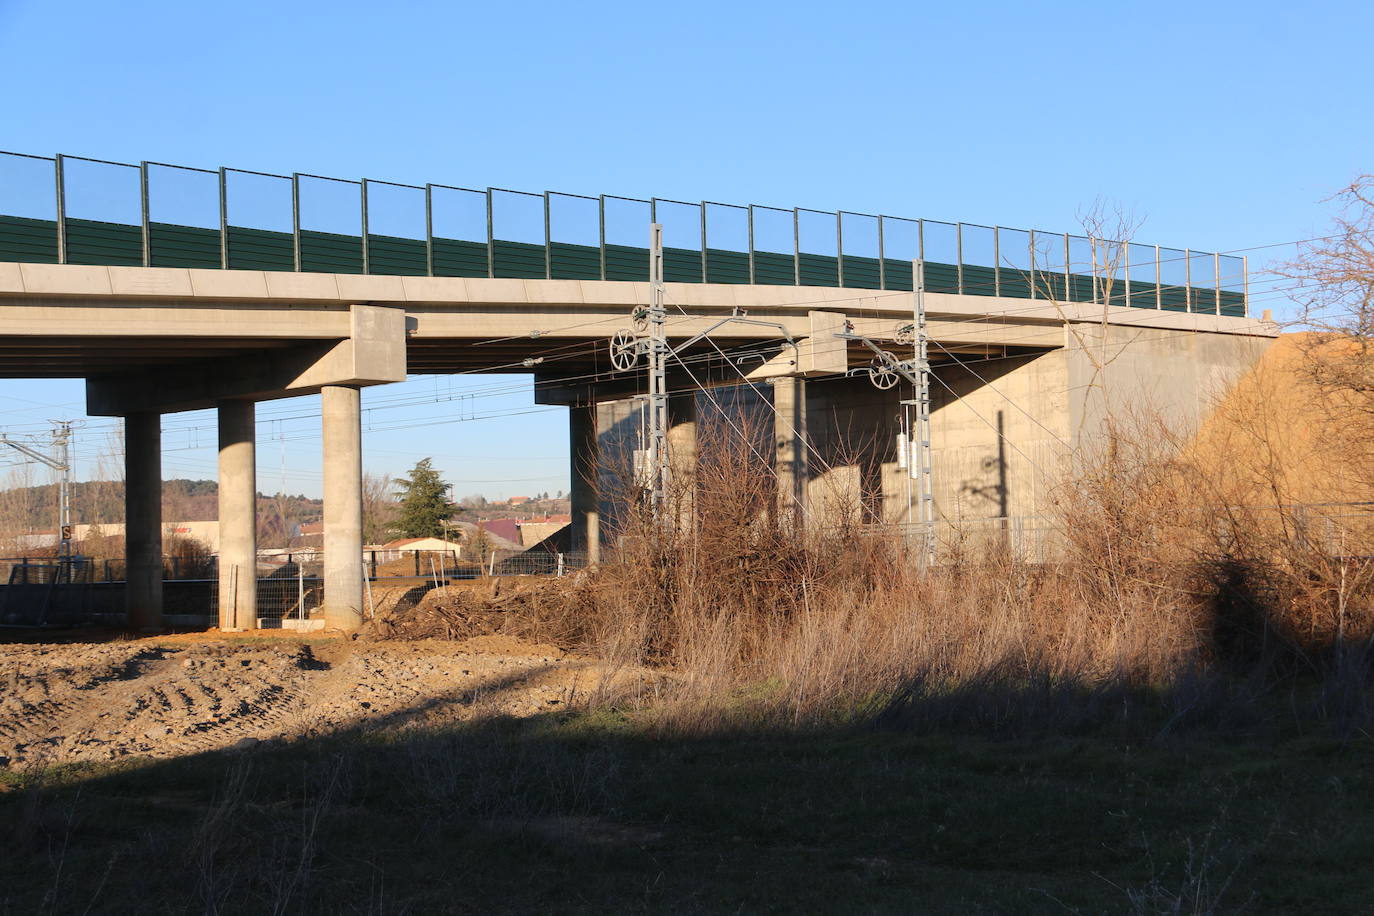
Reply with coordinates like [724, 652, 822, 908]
[393, 459, 453, 539]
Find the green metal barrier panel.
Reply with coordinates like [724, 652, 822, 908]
[492, 239, 546, 279]
[1160, 284, 1189, 312]
[664, 247, 702, 284]
[961, 264, 996, 296]
[227, 226, 294, 271]
[753, 251, 795, 286]
[367, 234, 426, 276]
[924, 262, 959, 294]
[881, 258, 913, 291]
[999, 268, 1033, 299]
[65, 218, 141, 266]
[706, 248, 749, 284]
[550, 241, 600, 280]
[432, 238, 488, 277]
[149, 222, 220, 269]
[798, 252, 838, 287]
[0, 215, 58, 263]
[1219, 291, 1244, 317]
[1035, 270, 1066, 301]
[840, 255, 881, 289]
[301, 230, 364, 275]
[1127, 279, 1158, 308]
[605, 244, 648, 282]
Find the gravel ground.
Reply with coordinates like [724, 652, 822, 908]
[0, 633, 655, 768]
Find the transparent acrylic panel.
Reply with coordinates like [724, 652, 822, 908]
[654, 198, 703, 283]
[704, 202, 749, 284]
[1066, 235, 1095, 303]
[960, 224, 996, 296]
[548, 192, 599, 280]
[364, 181, 425, 239]
[0, 153, 57, 219]
[224, 169, 294, 271]
[298, 175, 363, 274]
[1218, 254, 1245, 316]
[0, 153, 57, 263]
[840, 211, 880, 289]
[147, 164, 220, 268]
[225, 170, 293, 231]
[879, 216, 918, 290]
[603, 196, 651, 281]
[1158, 247, 1188, 311]
[430, 185, 488, 278]
[750, 205, 794, 285]
[364, 180, 426, 276]
[1096, 237, 1129, 306]
[1188, 250, 1217, 313]
[797, 208, 837, 287]
[61, 157, 142, 266]
[1030, 231, 1067, 301]
[996, 228, 1032, 299]
[922, 221, 958, 293]
[1127, 242, 1158, 308]
[490, 189, 546, 279]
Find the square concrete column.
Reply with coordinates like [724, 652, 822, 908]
[217, 400, 257, 631]
[124, 411, 163, 631]
[772, 377, 808, 522]
[321, 385, 364, 632]
[568, 403, 600, 564]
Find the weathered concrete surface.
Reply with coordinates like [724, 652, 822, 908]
[217, 400, 257, 631]
[124, 412, 162, 632]
[321, 385, 364, 632]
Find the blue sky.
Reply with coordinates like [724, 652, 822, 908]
[0, 0, 1369, 502]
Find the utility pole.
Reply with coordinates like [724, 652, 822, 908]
[646, 223, 670, 520]
[834, 261, 936, 569]
[0, 421, 75, 557]
[910, 261, 936, 569]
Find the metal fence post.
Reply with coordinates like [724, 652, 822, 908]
[1214, 252, 1222, 315]
[956, 222, 964, 294]
[139, 161, 151, 267]
[218, 167, 229, 269]
[54, 154, 67, 265]
[360, 179, 370, 275]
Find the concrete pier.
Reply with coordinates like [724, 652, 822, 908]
[772, 377, 808, 521]
[667, 391, 697, 523]
[124, 411, 162, 631]
[569, 403, 601, 563]
[217, 400, 257, 631]
[321, 385, 364, 632]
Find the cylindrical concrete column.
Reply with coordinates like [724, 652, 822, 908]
[772, 377, 808, 523]
[321, 385, 364, 632]
[568, 403, 601, 564]
[125, 411, 163, 631]
[217, 400, 257, 631]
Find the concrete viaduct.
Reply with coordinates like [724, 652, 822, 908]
[0, 259, 1276, 631]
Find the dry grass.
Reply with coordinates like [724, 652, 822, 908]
[370, 408, 1374, 740]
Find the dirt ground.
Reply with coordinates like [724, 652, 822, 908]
[0, 631, 659, 769]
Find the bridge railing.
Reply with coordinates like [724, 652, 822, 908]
[0, 150, 1245, 316]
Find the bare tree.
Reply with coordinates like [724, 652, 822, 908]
[362, 471, 397, 546]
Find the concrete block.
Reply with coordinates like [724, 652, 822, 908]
[0, 262, 24, 293]
[264, 272, 341, 300]
[463, 277, 530, 302]
[521, 279, 586, 304]
[575, 280, 641, 306]
[336, 274, 406, 302]
[108, 267, 194, 298]
[400, 275, 469, 302]
[20, 263, 112, 296]
[187, 268, 270, 299]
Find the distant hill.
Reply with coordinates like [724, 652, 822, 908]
[0, 479, 322, 534]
